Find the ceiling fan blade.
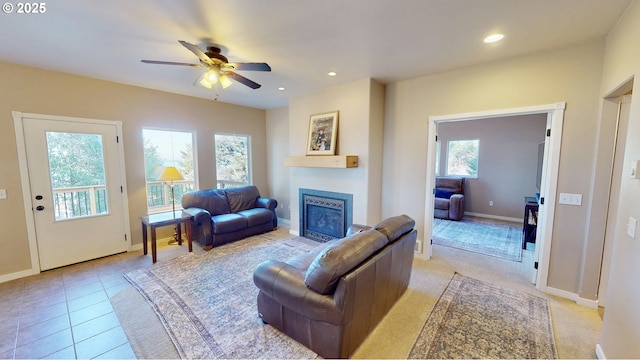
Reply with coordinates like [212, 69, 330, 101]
[141, 60, 204, 67]
[226, 72, 261, 89]
[179, 40, 213, 66]
[230, 62, 271, 71]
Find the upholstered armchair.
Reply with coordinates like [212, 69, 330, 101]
[434, 176, 465, 221]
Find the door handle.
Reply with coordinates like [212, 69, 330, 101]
[36, 205, 45, 211]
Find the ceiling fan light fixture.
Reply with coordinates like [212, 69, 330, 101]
[199, 70, 218, 89]
[219, 75, 233, 89]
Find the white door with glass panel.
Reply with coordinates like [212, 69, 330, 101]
[20, 115, 128, 270]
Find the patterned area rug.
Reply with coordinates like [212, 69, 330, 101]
[124, 232, 319, 359]
[409, 273, 557, 359]
[432, 218, 522, 261]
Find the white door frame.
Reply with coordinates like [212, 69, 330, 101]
[423, 102, 565, 292]
[13, 111, 131, 274]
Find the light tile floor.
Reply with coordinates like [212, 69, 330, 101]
[0, 240, 193, 359]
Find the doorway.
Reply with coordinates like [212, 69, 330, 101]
[13, 112, 131, 271]
[423, 103, 566, 292]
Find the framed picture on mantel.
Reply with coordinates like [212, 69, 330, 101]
[306, 111, 339, 155]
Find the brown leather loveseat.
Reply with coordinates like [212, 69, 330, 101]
[181, 185, 277, 249]
[434, 176, 465, 221]
[252, 215, 417, 358]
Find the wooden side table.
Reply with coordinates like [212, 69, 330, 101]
[141, 211, 193, 263]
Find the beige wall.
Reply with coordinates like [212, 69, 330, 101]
[598, 1, 640, 358]
[437, 114, 547, 220]
[266, 106, 290, 221]
[0, 61, 268, 278]
[288, 78, 384, 233]
[382, 40, 605, 296]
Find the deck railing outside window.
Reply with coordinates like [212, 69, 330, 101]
[53, 185, 108, 220]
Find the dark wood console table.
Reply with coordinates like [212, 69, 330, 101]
[523, 197, 539, 249]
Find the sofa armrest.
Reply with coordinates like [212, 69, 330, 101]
[256, 197, 278, 210]
[253, 260, 342, 324]
[182, 207, 211, 225]
[449, 194, 465, 220]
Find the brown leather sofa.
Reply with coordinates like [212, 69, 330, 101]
[434, 176, 465, 221]
[253, 215, 416, 358]
[181, 185, 277, 249]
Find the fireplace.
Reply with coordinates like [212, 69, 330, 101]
[299, 188, 353, 243]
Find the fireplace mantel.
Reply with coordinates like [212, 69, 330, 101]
[284, 155, 358, 168]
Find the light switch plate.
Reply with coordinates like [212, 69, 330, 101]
[0, 189, 6, 200]
[628, 217, 637, 239]
[558, 193, 582, 206]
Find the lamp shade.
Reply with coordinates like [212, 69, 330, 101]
[157, 166, 184, 181]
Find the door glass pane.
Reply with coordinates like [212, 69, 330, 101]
[46, 132, 108, 220]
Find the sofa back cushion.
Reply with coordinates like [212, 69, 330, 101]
[181, 189, 230, 215]
[225, 186, 260, 213]
[305, 229, 388, 295]
[374, 214, 415, 243]
[435, 176, 465, 195]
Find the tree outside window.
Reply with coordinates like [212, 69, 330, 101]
[215, 134, 251, 189]
[446, 139, 479, 178]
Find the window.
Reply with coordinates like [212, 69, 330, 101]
[214, 134, 251, 189]
[446, 139, 479, 178]
[142, 129, 196, 213]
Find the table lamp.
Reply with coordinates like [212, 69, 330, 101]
[157, 166, 184, 216]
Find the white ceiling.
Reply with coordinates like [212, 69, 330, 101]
[0, 0, 631, 109]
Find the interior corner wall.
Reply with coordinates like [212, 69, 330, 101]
[367, 80, 385, 224]
[0, 61, 268, 278]
[382, 40, 605, 295]
[266, 106, 291, 221]
[288, 78, 383, 234]
[598, 0, 640, 358]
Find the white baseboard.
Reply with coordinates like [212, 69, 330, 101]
[278, 218, 291, 227]
[545, 286, 599, 309]
[289, 229, 300, 236]
[464, 211, 522, 224]
[546, 286, 577, 302]
[0, 268, 38, 284]
[576, 296, 599, 309]
[595, 344, 606, 359]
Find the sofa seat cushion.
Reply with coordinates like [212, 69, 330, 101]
[305, 229, 388, 295]
[434, 197, 450, 210]
[212, 213, 247, 234]
[237, 208, 273, 227]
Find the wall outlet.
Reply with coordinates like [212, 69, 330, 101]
[415, 240, 423, 253]
[489, 201, 494, 206]
[0, 189, 6, 200]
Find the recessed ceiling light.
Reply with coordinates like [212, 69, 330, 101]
[484, 34, 504, 43]
[278, 87, 285, 91]
[328, 71, 337, 77]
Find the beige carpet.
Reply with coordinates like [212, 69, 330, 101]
[111, 227, 603, 359]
